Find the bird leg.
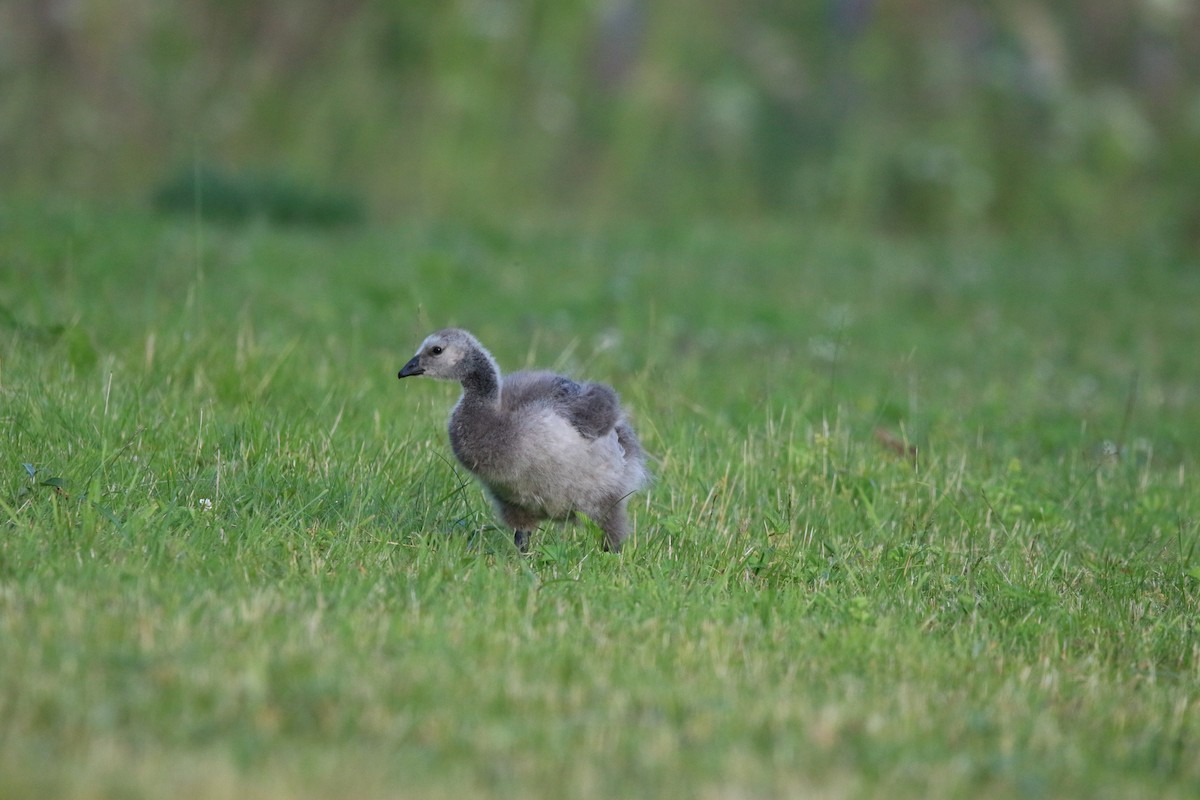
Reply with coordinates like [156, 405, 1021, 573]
[494, 497, 541, 554]
[597, 502, 630, 553]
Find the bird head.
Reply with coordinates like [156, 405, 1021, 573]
[398, 328, 494, 383]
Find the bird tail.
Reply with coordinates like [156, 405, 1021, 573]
[616, 421, 651, 487]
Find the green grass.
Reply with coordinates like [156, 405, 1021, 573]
[1, 203, 1198, 798]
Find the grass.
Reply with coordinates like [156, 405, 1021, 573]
[1, 202, 1198, 798]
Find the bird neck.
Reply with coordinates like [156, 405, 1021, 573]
[459, 349, 501, 404]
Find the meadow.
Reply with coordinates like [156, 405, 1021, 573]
[1, 202, 1198, 798]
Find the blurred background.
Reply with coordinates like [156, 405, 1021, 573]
[2, 0, 1198, 243]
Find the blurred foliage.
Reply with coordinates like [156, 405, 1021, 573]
[1, 0, 1198, 241]
[152, 164, 364, 225]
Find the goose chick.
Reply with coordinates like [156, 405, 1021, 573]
[398, 328, 648, 552]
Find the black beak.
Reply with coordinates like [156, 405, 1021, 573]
[398, 356, 424, 379]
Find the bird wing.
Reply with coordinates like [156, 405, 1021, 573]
[503, 371, 621, 440]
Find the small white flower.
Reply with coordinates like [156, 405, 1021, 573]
[199, 498, 214, 511]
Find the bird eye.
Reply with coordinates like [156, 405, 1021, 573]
[429, 345, 444, 356]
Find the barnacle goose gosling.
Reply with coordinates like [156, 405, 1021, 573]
[398, 328, 648, 552]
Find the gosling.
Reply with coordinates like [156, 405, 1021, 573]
[398, 328, 648, 552]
